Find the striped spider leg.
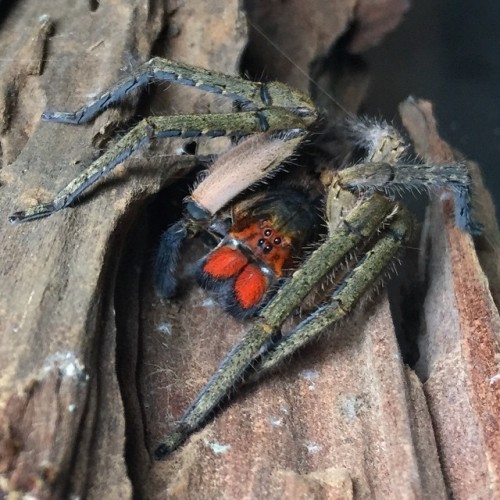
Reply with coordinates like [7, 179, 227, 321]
[9, 57, 318, 223]
[154, 119, 474, 458]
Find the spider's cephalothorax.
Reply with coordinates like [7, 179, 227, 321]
[196, 187, 321, 318]
[9, 57, 477, 459]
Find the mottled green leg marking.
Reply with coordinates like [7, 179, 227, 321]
[9, 109, 307, 223]
[154, 194, 397, 458]
[42, 57, 317, 125]
[253, 205, 412, 375]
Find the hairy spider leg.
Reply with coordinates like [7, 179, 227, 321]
[154, 221, 189, 298]
[9, 111, 308, 223]
[339, 118, 477, 233]
[251, 206, 412, 375]
[196, 187, 321, 318]
[338, 161, 477, 233]
[41, 57, 318, 125]
[154, 193, 400, 458]
[10, 57, 319, 223]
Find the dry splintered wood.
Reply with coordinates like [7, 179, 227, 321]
[400, 98, 500, 498]
[0, 1, 498, 500]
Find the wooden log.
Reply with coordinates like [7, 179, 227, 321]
[401, 98, 500, 498]
[0, 0, 244, 497]
[1, 1, 497, 499]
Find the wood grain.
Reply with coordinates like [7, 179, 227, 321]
[1, 1, 497, 499]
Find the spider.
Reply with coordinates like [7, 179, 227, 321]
[8, 57, 476, 459]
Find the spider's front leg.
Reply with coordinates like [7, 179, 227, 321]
[9, 57, 318, 223]
[338, 118, 478, 233]
[41, 57, 317, 125]
[154, 192, 409, 458]
[9, 112, 306, 223]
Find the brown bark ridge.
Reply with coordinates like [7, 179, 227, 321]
[0, 1, 497, 500]
[0, 2, 168, 498]
[400, 98, 500, 499]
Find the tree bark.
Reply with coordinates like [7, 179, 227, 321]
[0, 1, 498, 499]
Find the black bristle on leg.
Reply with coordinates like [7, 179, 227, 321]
[154, 220, 188, 297]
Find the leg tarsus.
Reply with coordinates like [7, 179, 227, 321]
[454, 186, 483, 234]
[42, 66, 153, 125]
[9, 203, 58, 223]
[154, 426, 191, 460]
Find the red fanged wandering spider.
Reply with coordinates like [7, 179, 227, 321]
[9, 57, 477, 459]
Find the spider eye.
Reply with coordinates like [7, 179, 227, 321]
[264, 229, 272, 237]
[257, 238, 265, 247]
[273, 237, 281, 245]
[263, 244, 272, 254]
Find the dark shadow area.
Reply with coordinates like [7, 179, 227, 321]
[114, 166, 201, 496]
[364, 0, 500, 219]
[0, 1, 18, 30]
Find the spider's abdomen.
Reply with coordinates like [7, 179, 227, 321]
[196, 187, 320, 318]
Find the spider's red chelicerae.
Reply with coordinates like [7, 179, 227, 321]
[9, 57, 477, 458]
[156, 175, 322, 319]
[194, 187, 320, 318]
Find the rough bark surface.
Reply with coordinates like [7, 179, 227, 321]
[0, 1, 498, 500]
[401, 99, 500, 498]
[0, 2, 168, 498]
